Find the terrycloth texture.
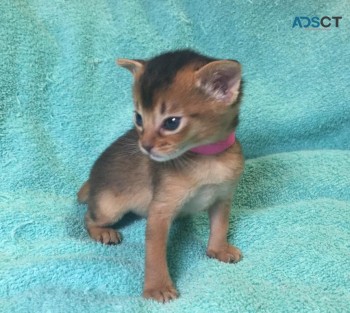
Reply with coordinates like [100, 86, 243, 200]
[0, 0, 349, 312]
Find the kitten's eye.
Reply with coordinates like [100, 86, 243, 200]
[135, 112, 143, 127]
[162, 117, 181, 131]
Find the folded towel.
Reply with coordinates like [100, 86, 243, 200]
[1, 1, 349, 312]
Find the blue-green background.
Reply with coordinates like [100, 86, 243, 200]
[1, 1, 349, 312]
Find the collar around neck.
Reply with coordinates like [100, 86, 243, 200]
[190, 133, 236, 155]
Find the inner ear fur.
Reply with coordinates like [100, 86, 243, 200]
[195, 60, 241, 104]
[117, 58, 145, 76]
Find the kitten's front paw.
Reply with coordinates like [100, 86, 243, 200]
[143, 285, 179, 303]
[88, 226, 122, 245]
[207, 244, 242, 263]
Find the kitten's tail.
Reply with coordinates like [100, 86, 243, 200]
[77, 181, 90, 204]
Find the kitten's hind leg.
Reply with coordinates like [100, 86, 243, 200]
[85, 190, 127, 245]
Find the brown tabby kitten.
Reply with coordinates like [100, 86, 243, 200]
[78, 50, 244, 303]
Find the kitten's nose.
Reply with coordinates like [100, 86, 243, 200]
[142, 144, 153, 153]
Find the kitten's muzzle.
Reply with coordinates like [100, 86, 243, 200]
[139, 140, 184, 162]
[141, 144, 154, 153]
[141, 147, 169, 162]
[139, 144, 174, 162]
[139, 143, 162, 160]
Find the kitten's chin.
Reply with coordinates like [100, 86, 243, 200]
[139, 144, 188, 162]
[147, 149, 187, 162]
[149, 151, 183, 162]
[149, 154, 173, 162]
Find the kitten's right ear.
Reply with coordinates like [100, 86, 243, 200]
[117, 59, 145, 76]
[195, 60, 241, 105]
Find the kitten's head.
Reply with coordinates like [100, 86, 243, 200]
[118, 50, 242, 162]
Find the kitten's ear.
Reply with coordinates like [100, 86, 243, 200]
[195, 60, 241, 104]
[116, 59, 145, 76]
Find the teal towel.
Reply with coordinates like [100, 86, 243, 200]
[1, 1, 349, 312]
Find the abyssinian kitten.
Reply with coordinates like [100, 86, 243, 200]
[78, 49, 244, 303]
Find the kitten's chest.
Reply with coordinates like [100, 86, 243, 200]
[179, 183, 231, 216]
[178, 155, 242, 215]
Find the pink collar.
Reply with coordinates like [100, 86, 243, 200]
[190, 133, 236, 155]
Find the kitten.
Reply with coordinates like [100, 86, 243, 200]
[77, 49, 244, 303]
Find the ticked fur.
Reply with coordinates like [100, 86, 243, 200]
[78, 50, 244, 303]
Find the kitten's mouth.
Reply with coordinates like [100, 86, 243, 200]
[149, 150, 184, 162]
[140, 148, 187, 162]
[149, 154, 172, 162]
[139, 142, 188, 162]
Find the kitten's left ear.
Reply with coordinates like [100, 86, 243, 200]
[195, 60, 241, 105]
[117, 59, 145, 76]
